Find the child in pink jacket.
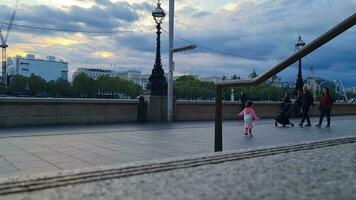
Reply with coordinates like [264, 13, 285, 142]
[238, 100, 260, 136]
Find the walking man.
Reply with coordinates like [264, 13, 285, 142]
[298, 84, 314, 127]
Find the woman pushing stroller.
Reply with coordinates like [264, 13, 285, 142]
[275, 93, 294, 127]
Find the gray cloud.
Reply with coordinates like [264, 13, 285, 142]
[1, 0, 355, 85]
[169, 0, 356, 85]
[3, 1, 143, 34]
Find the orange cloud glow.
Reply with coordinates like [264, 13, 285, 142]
[94, 51, 114, 58]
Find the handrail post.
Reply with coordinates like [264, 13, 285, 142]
[215, 85, 223, 152]
[213, 13, 355, 152]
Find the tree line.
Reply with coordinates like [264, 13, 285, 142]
[0, 73, 143, 99]
[174, 75, 353, 101]
[0, 74, 352, 101]
[174, 75, 295, 101]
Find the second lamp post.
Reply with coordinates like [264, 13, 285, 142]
[295, 35, 306, 94]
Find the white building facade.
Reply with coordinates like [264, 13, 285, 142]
[8, 54, 68, 81]
[73, 68, 151, 89]
[116, 70, 150, 89]
[73, 68, 115, 79]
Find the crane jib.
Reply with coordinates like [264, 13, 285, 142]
[1, 0, 20, 86]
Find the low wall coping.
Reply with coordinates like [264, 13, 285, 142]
[177, 100, 283, 105]
[0, 97, 138, 105]
[176, 100, 356, 106]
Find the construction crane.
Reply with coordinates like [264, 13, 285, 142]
[0, 0, 19, 86]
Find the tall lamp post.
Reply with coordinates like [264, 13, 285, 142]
[295, 35, 305, 94]
[148, 0, 167, 96]
[167, 0, 196, 122]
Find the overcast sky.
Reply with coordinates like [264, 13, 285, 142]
[0, 0, 355, 85]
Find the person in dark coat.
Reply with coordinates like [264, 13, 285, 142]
[280, 93, 292, 114]
[299, 85, 314, 127]
[316, 87, 333, 128]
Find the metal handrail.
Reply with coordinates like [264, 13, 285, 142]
[214, 13, 356, 152]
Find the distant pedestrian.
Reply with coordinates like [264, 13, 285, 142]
[298, 85, 314, 127]
[316, 87, 333, 128]
[238, 100, 260, 137]
[240, 92, 247, 110]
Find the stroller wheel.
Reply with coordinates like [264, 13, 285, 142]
[291, 123, 294, 127]
[283, 125, 286, 127]
[275, 122, 278, 127]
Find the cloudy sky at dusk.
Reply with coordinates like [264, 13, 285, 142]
[0, 0, 355, 85]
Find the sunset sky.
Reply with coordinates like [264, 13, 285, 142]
[0, 0, 355, 85]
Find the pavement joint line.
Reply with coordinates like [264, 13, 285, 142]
[84, 142, 147, 160]
[0, 155, 20, 173]
[0, 117, 352, 139]
[23, 140, 96, 167]
[0, 140, 24, 172]
[0, 135, 356, 196]
[9, 138, 64, 171]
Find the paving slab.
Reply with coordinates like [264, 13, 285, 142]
[1, 137, 356, 200]
[0, 116, 354, 179]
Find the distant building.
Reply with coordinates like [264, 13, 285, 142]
[248, 69, 258, 79]
[198, 76, 223, 83]
[267, 75, 285, 87]
[72, 68, 151, 89]
[117, 70, 142, 85]
[231, 74, 241, 80]
[140, 74, 150, 90]
[73, 68, 115, 79]
[268, 75, 281, 83]
[347, 87, 356, 93]
[117, 70, 152, 90]
[7, 54, 68, 81]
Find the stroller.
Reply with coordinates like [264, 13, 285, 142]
[275, 103, 294, 127]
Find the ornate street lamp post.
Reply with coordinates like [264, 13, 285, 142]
[148, 0, 167, 96]
[295, 35, 305, 94]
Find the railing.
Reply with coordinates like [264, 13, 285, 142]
[214, 13, 356, 152]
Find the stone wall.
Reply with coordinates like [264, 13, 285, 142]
[0, 98, 356, 127]
[174, 100, 356, 121]
[0, 98, 138, 127]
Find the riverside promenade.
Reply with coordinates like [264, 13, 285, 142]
[0, 116, 355, 178]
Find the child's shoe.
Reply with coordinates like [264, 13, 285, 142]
[244, 132, 248, 136]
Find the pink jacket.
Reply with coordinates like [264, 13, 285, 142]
[238, 108, 260, 120]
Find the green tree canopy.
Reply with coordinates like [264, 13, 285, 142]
[73, 73, 97, 98]
[95, 76, 143, 98]
[9, 75, 29, 95]
[54, 79, 73, 97]
[28, 74, 47, 96]
[174, 76, 215, 100]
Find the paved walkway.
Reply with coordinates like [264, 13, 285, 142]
[4, 138, 356, 200]
[0, 116, 355, 178]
